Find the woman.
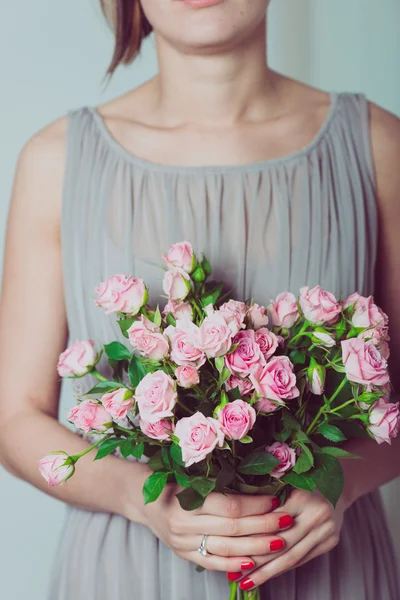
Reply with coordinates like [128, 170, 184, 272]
[0, 0, 399, 598]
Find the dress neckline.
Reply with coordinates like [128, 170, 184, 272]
[87, 92, 339, 175]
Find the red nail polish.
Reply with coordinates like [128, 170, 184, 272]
[240, 561, 255, 570]
[227, 572, 242, 582]
[240, 577, 255, 591]
[279, 515, 293, 529]
[270, 538, 285, 552]
[271, 497, 280, 510]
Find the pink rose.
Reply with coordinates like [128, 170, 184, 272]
[175, 412, 225, 467]
[101, 388, 134, 420]
[225, 330, 265, 376]
[343, 292, 361, 309]
[163, 241, 195, 273]
[217, 400, 256, 440]
[247, 304, 269, 330]
[198, 313, 233, 358]
[128, 316, 169, 361]
[139, 418, 175, 441]
[300, 286, 341, 325]
[368, 398, 400, 445]
[135, 371, 177, 423]
[225, 375, 254, 397]
[163, 268, 191, 301]
[219, 300, 247, 335]
[307, 363, 326, 395]
[255, 327, 279, 360]
[255, 398, 281, 413]
[164, 300, 194, 322]
[265, 442, 296, 478]
[250, 357, 299, 402]
[176, 365, 200, 388]
[57, 340, 98, 377]
[351, 295, 388, 331]
[67, 400, 113, 433]
[341, 338, 389, 389]
[95, 274, 148, 316]
[38, 452, 74, 487]
[268, 292, 299, 329]
[164, 321, 206, 367]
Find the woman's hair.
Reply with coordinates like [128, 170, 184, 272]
[100, 1, 153, 75]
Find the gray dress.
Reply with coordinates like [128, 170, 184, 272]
[51, 92, 400, 599]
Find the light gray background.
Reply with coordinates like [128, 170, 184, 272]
[0, 1, 399, 598]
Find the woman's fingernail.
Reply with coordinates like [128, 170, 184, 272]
[271, 497, 280, 510]
[240, 577, 255, 591]
[240, 561, 255, 570]
[279, 515, 293, 529]
[227, 572, 242, 582]
[270, 538, 285, 552]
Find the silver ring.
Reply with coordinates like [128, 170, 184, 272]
[197, 534, 210, 557]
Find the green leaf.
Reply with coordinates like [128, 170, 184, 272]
[282, 411, 301, 431]
[273, 429, 292, 443]
[161, 447, 172, 470]
[191, 477, 216, 498]
[316, 423, 347, 442]
[176, 487, 205, 511]
[239, 435, 253, 444]
[310, 453, 344, 507]
[215, 356, 225, 373]
[166, 312, 177, 327]
[201, 256, 212, 277]
[170, 444, 185, 467]
[147, 451, 164, 471]
[282, 471, 316, 492]
[293, 449, 314, 474]
[94, 438, 121, 460]
[295, 430, 311, 444]
[143, 471, 170, 504]
[289, 350, 307, 365]
[174, 469, 192, 488]
[130, 442, 145, 459]
[320, 447, 360, 459]
[104, 341, 132, 362]
[227, 387, 242, 401]
[119, 438, 136, 459]
[154, 306, 162, 327]
[201, 283, 224, 308]
[238, 451, 280, 475]
[219, 367, 231, 386]
[128, 355, 148, 388]
[215, 463, 236, 493]
[357, 391, 382, 404]
[118, 317, 136, 339]
[85, 381, 123, 395]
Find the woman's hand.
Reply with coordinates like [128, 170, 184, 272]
[233, 489, 348, 592]
[139, 483, 295, 573]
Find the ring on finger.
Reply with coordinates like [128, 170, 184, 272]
[198, 534, 211, 557]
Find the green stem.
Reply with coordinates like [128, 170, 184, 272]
[289, 321, 310, 345]
[243, 592, 249, 600]
[70, 435, 110, 462]
[91, 369, 108, 382]
[114, 425, 135, 435]
[330, 397, 356, 414]
[306, 376, 349, 435]
[229, 582, 238, 600]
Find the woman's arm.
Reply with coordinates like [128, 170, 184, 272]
[0, 120, 149, 523]
[340, 101, 400, 507]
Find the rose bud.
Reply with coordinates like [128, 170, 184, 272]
[216, 400, 256, 440]
[67, 400, 113, 433]
[307, 359, 326, 395]
[57, 340, 98, 378]
[300, 285, 341, 325]
[101, 388, 134, 420]
[163, 268, 192, 301]
[247, 304, 269, 330]
[139, 418, 175, 441]
[95, 274, 148, 316]
[312, 331, 336, 348]
[175, 365, 200, 388]
[128, 316, 169, 361]
[163, 300, 194, 322]
[368, 398, 400, 445]
[265, 442, 296, 478]
[38, 452, 75, 487]
[163, 241, 196, 273]
[268, 292, 299, 329]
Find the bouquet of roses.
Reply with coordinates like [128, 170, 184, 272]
[39, 241, 399, 600]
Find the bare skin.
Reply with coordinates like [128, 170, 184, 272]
[1, 0, 400, 588]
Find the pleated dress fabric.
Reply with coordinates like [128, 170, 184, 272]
[50, 92, 400, 599]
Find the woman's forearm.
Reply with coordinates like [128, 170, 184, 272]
[0, 408, 150, 523]
[341, 396, 400, 507]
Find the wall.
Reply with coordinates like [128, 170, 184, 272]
[0, 1, 399, 598]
